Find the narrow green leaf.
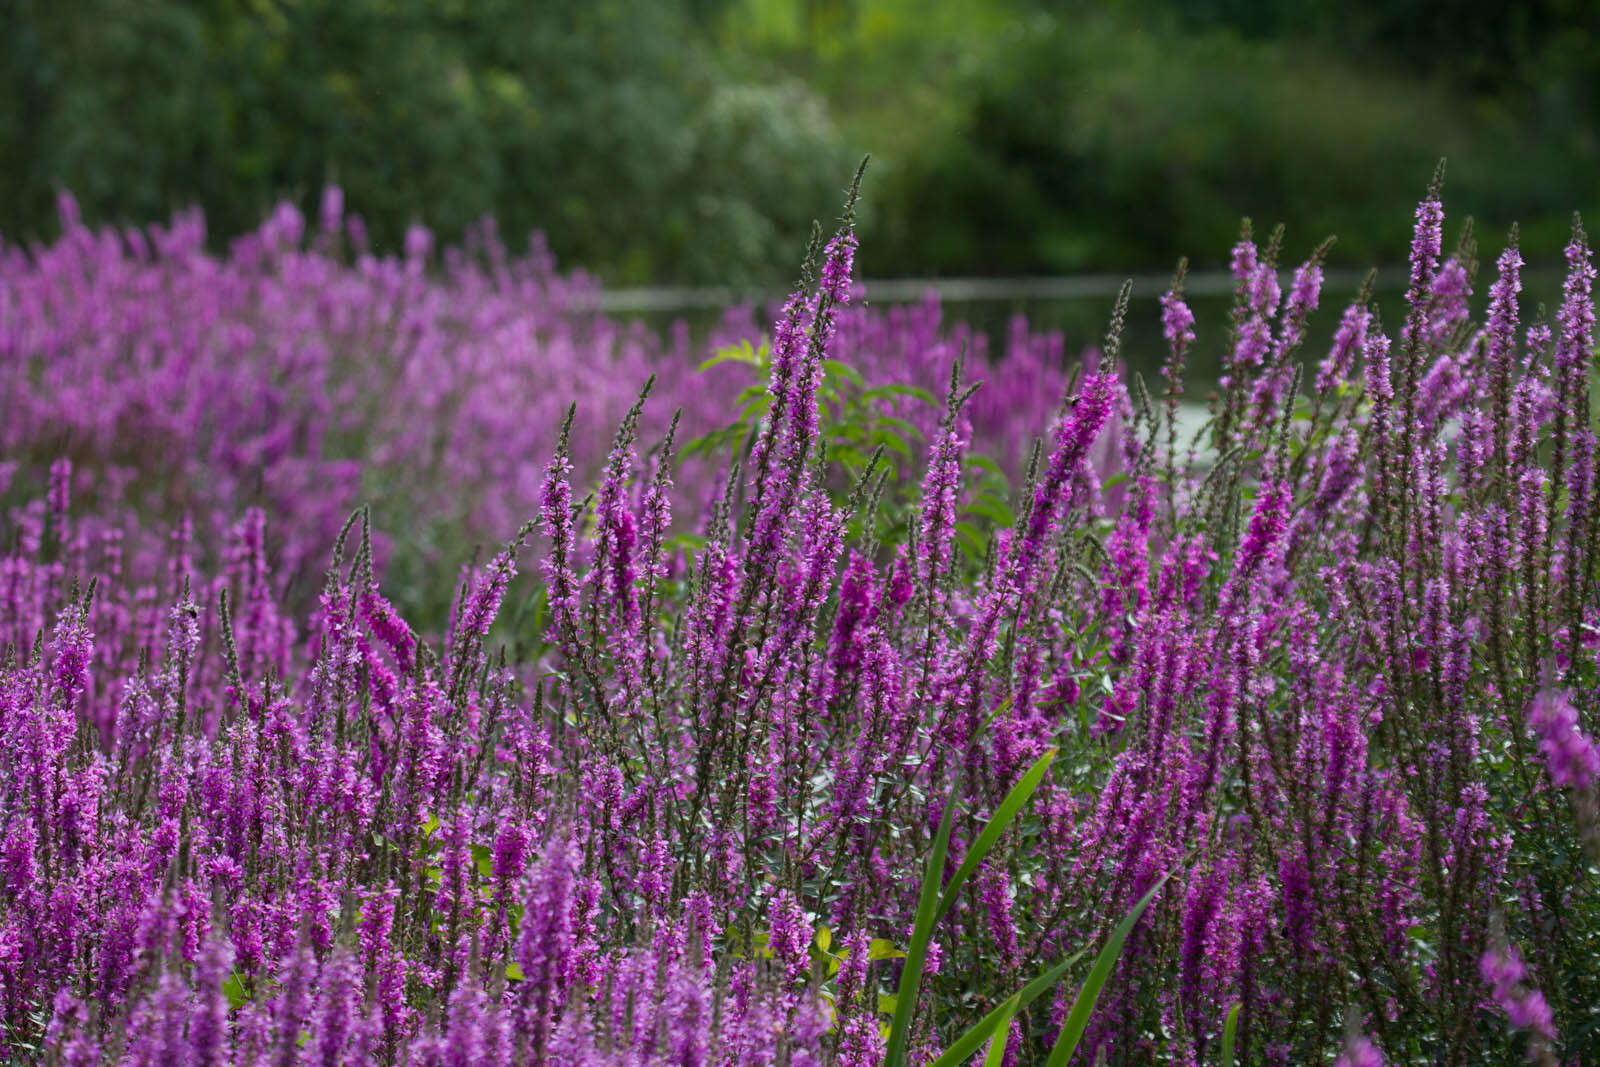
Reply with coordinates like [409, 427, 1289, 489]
[1043, 873, 1170, 1067]
[1219, 1002, 1240, 1065]
[884, 795, 956, 1067]
[983, 994, 1020, 1067]
[927, 949, 1085, 1067]
[934, 748, 1056, 927]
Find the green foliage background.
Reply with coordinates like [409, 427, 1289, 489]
[3, 0, 1598, 282]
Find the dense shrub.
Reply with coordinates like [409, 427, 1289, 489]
[1, 172, 1598, 1063]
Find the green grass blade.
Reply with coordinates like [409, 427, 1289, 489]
[1219, 1002, 1240, 1065]
[1043, 872, 1170, 1067]
[934, 748, 1056, 927]
[927, 949, 1087, 1067]
[884, 795, 957, 1067]
[982, 993, 1021, 1067]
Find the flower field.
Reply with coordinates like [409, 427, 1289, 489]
[1, 166, 1597, 1064]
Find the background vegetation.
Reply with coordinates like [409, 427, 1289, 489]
[3, 0, 1598, 284]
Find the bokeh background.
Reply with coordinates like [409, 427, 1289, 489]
[5, 0, 1598, 290]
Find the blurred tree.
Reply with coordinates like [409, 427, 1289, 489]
[751, 0, 1600, 274]
[4, 0, 1597, 282]
[0, 0, 853, 286]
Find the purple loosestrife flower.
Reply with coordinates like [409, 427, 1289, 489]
[1527, 689, 1600, 790]
[519, 835, 576, 1058]
[11, 184, 1600, 1065]
[748, 294, 811, 501]
[1275, 257, 1323, 356]
[819, 231, 859, 304]
[1235, 317, 1272, 370]
[1555, 222, 1596, 409]
[357, 885, 407, 1044]
[785, 231, 858, 471]
[1317, 303, 1371, 393]
[307, 950, 363, 1067]
[1231, 481, 1291, 592]
[360, 589, 415, 672]
[540, 419, 580, 638]
[1231, 237, 1258, 285]
[1018, 371, 1118, 587]
[1485, 235, 1524, 410]
[978, 864, 1020, 969]
[1424, 258, 1471, 348]
[47, 457, 71, 540]
[44, 990, 96, 1067]
[838, 1015, 886, 1067]
[271, 945, 315, 1067]
[187, 939, 232, 1066]
[317, 184, 343, 236]
[1481, 941, 1558, 1048]
[917, 407, 970, 593]
[768, 889, 812, 985]
[827, 550, 878, 689]
[1161, 287, 1196, 351]
[1409, 194, 1445, 307]
[1335, 1034, 1386, 1067]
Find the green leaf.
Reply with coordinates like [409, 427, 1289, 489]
[736, 385, 772, 409]
[222, 972, 249, 1010]
[868, 938, 907, 961]
[823, 359, 866, 387]
[697, 338, 769, 372]
[470, 842, 494, 879]
[983, 994, 1020, 1067]
[861, 383, 939, 406]
[1219, 1002, 1240, 1065]
[967, 452, 1007, 477]
[934, 748, 1056, 927]
[964, 494, 1015, 527]
[869, 426, 913, 458]
[928, 950, 1085, 1067]
[884, 794, 956, 1067]
[954, 521, 987, 561]
[1043, 873, 1171, 1067]
[875, 415, 925, 441]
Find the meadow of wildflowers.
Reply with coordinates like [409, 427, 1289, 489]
[1, 165, 1598, 1064]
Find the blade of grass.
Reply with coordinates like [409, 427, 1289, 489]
[934, 748, 1056, 926]
[1043, 872, 1170, 1067]
[1219, 1002, 1240, 1065]
[883, 795, 956, 1067]
[927, 949, 1087, 1067]
[982, 994, 1020, 1067]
